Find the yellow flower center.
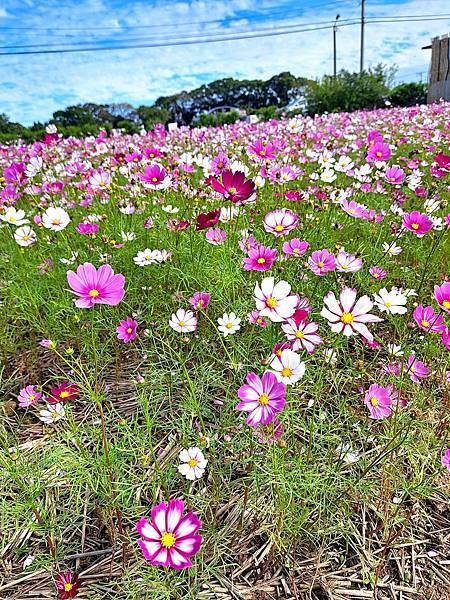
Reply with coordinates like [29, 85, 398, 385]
[52, 219, 60, 225]
[89, 289, 100, 297]
[23, 234, 30, 241]
[228, 186, 237, 194]
[421, 319, 430, 328]
[443, 300, 450, 309]
[258, 393, 270, 405]
[257, 257, 266, 264]
[29, 394, 36, 401]
[226, 322, 234, 329]
[259, 150, 266, 156]
[341, 312, 354, 324]
[178, 320, 185, 327]
[126, 327, 133, 333]
[266, 297, 277, 308]
[51, 411, 60, 418]
[151, 177, 158, 182]
[293, 248, 299, 254]
[160, 532, 176, 548]
[376, 151, 382, 157]
[411, 223, 419, 230]
[281, 367, 293, 377]
[64, 583, 73, 592]
[60, 391, 70, 399]
[188, 458, 198, 468]
[318, 261, 325, 267]
[373, 273, 380, 278]
[295, 331, 304, 339]
[385, 301, 392, 308]
[370, 396, 379, 406]
[274, 224, 284, 232]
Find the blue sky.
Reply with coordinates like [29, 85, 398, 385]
[0, 0, 448, 124]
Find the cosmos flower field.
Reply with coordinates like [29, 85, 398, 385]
[0, 103, 449, 599]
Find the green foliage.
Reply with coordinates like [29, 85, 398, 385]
[306, 64, 395, 115]
[389, 82, 427, 107]
[255, 105, 278, 120]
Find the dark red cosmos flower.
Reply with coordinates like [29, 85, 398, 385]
[196, 210, 220, 230]
[55, 572, 81, 599]
[291, 309, 309, 326]
[49, 381, 80, 404]
[211, 170, 255, 204]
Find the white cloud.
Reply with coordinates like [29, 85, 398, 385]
[0, 0, 448, 124]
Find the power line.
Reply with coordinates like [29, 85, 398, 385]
[0, 14, 448, 57]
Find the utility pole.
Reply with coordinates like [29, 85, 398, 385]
[333, 14, 340, 77]
[360, 0, 365, 73]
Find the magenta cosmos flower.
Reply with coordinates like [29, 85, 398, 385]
[402, 211, 433, 236]
[283, 238, 309, 257]
[385, 166, 405, 185]
[243, 244, 277, 271]
[320, 287, 382, 343]
[189, 292, 211, 311]
[236, 371, 286, 426]
[369, 266, 387, 280]
[434, 281, 450, 313]
[308, 249, 336, 276]
[413, 305, 445, 333]
[55, 571, 81, 599]
[441, 448, 450, 472]
[117, 316, 138, 343]
[136, 499, 202, 570]
[139, 164, 169, 188]
[211, 170, 255, 204]
[364, 384, 392, 420]
[17, 385, 42, 408]
[367, 141, 391, 162]
[76, 222, 99, 235]
[67, 263, 125, 309]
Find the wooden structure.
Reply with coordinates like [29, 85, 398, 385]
[424, 34, 450, 102]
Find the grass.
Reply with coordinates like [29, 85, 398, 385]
[0, 104, 449, 599]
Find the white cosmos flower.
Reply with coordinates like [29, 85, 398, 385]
[133, 249, 160, 266]
[59, 251, 78, 265]
[39, 402, 65, 424]
[25, 156, 43, 178]
[169, 308, 197, 333]
[0, 207, 29, 226]
[177, 447, 207, 480]
[254, 277, 297, 323]
[373, 288, 408, 315]
[320, 168, 337, 183]
[323, 348, 338, 364]
[269, 349, 305, 385]
[219, 206, 239, 223]
[121, 231, 136, 242]
[382, 241, 403, 256]
[14, 225, 36, 247]
[387, 343, 403, 357]
[42, 207, 70, 231]
[217, 312, 241, 336]
[161, 204, 179, 214]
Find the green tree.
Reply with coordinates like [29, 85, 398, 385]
[389, 82, 427, 107]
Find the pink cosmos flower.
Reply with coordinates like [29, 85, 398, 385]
[247, 139, 276, 161]
[367, 141, 391, 162]
[335, 250, 363, 273]
[364, 384, 392, 419]
[434, 152, 450, 172]
[402, 211, 433, 236]
[189, 292, 211, 311]
[211, 170, 255, 204]
[369, 266, 387, 280]
[117, 316, 138, 343]
[254, 418, 283, 445]
[308, 249, 336, 276]
[413, 305, 445, 333]
[385, 166, 405, 185]
[367, 129, 383, 147]
[254, 277, 297, 323]
[139, 164, 169, 188]
[320, 287, 383, 343]
[169, 308, 197, 333]
[282, 238, 309, 257]
[238, 233, 257, 252]
[67, 263, 125, 309]
[40, 338, 56, 350]
[210, 151, 228, 174]
[136, 499, 202, 570]
[282, 319, 322, 353]
[248, 310, 267, 328]
[55, 571, 81, 599]
[263, 208, 299, 237]
[205, 227, 226, 245]
[76, 222, 99, 235]
[340, 199, 369, 220]
[442, 326, 450, 350]
[236, 371, 286, 426]
[405, 354, 430, 383]
[243, 244, 277, 271]
[434, 282, 450, 313]
[18, 385, 42, 408]
[442, 448, 450, 472]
